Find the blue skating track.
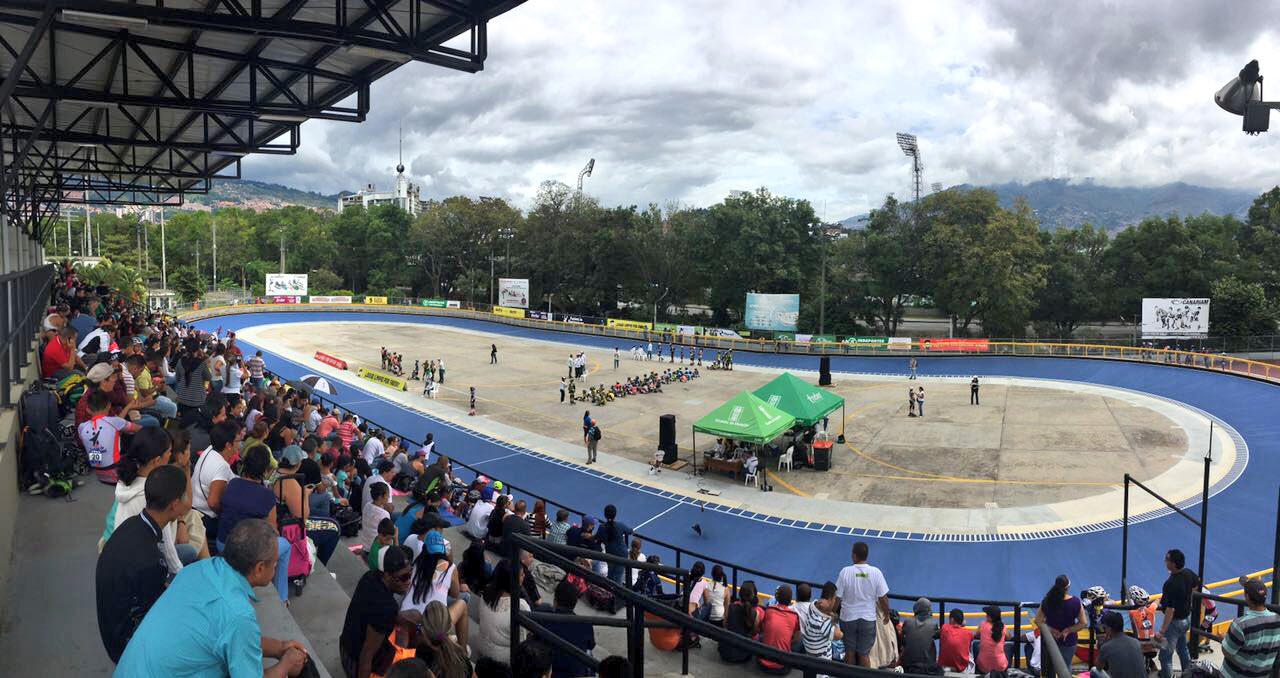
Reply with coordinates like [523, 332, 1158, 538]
[191, 310, 1279, 605]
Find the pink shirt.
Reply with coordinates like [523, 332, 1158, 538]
[977, 620, 1009, 673]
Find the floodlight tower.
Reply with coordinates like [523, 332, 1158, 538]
[896, 133, 922, 204]
[577, 158, 595, 192]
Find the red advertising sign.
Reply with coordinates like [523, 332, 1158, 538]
[273, 296, 301, 304]
[921, 338, 990, 352]
[314, 351, 348, 370]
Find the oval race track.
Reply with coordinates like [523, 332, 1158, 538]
[191, 309, 1280, 603]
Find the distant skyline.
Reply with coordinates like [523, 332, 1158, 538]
[242, 0, 1280, 218]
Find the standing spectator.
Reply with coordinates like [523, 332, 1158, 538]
[916, 386, 925, 418]
[1221, 576, 1280, 678]
[585, 419, 601, 465]
[95, 465, 189, 663]
[976, 606, 1009, 675]
[908, 388, 916, 417]
[115, 519, 309, 677]
[757, 585, 803, 674]
[1154, 549, 1198, 678]
[541, 580, 596, 677]
[1098, 611, 1147, 678]
[341, 545, 414, 678]
[437, 357, 445, 384]
[560, 378, 567, 404]
[801, 582, 843, 664]
[246, 350, 266, 388]
[909, 357, 918, 379]
[939, 608, 974, 673]
[600, 504, 632, 584]
[1034, 574, 1088, 668]
[490, 343, 498, 365]
[970, 376, 980, 405]
[546, 508, 571, 545]
[834, 541, 890, 667]
[900, 597, 940, 674]
[613, 347, 620, 369]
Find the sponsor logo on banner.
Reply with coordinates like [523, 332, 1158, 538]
[808, 334, 837, 343]
[744, 293, 800, 331]
[309, 295, 352, 304]
[843, 336, 889, 346]
[356, 367, 407, 391]
[493, 306, 525, 319]
[420, 299, 448, 308]
[266, 273, 308, 296]
[922, 338, 990, 352]
[314, 352, 348, 370]
[706, 328, 742, 338]
[654, 323, 678, 334]
[497, 278, 530, 308]
[1141, 297, 1210, 339]
[606, 318, 654, 332]
[528, 310, 552, 320]
[676, 325, 698, 336]
[888, 337, 913, 350]
[565, 315, 586, 324]
[364, 296, 388, 305]
[446, 300, 461, 309]
[272, 296, 300, 304]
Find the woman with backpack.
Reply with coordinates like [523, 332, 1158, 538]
[273, 446, 339, 567]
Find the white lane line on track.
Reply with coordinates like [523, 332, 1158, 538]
[634, 503, 682, 530]
[471, 451, 525, 465]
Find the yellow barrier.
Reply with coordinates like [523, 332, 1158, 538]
[356, 367, 407, 391]
[606, 318, 653, 332]
[493, 306, 525, 319]
[365, 296, 388, 305]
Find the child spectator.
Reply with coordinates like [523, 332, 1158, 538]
[546, 509, 571, 545]
[367, 518, 398, 570]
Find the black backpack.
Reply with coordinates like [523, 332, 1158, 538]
[20, 382, 60, 439]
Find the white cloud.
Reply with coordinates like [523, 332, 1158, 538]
[241, 0, 1280, 220]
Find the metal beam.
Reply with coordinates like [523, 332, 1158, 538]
[5, 123, 299, 155]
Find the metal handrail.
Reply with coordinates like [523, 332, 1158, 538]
[1, 263, 55, 408]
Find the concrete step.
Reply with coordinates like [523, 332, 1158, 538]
[284, 559, 352, 677]
[252, 585, 334, 678]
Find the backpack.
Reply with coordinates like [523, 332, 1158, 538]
[585, 582, 618, 614]
[22, 428, 79, 497]
[332, 504, 361, 538]
[20, 383, 60, 439]
[54, 373, 87, 411]
[592, 427, 602, 442]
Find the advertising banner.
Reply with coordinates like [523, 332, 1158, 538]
[744, 293, 800, 331]
[493, 306, 525, 319]
[528, 310, 552, 320]
[364, 296, 388, 305]
[795, 334, 813, 343]
[420, 299, 448, 308]
[565, 315, 586, 324]
[888, 337, 913, 350]
[654, 323, 678, 334]
[446, 300, 461, 309]
[271, 296, 300, 304]
[706, 328, 743, 338]
[356, 367, 407, 391]
[676, 325, 699, 336]
[922, 338, 990, 352]
[843, 336, 889, 346]
[1142, 298, 1210, 338]
[775, 332, 796, 341]
[497, 278, 530, 308]
[606, 318, 654, 332]
[314, 352, 348, 370]
[265, 273, 308, 297]
[808, 334, 837, 343]
[309, 295, 352, 304]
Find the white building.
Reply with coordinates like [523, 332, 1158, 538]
[338, 161, 425, 216]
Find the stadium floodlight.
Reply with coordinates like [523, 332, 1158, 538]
[343, 45, 413, 64]
[577, 158, 595, 192]
[1215, 60, 1279, 134]
[896, 132, 918, 155]
[258, 113, 309, 123]
[60, 10, 149, 30]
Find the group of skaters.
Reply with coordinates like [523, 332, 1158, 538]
[569, 367, 703, 406]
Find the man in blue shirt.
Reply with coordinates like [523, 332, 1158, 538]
[116, 519, 308, 677]
[540, 580, 596, 677]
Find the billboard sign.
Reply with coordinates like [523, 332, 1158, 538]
[923, 338, 989, 352]
[744, 293, 800, 331]
[1142, 298, 1210, 338]
[493, 306, 525, 319]
[420, 299, 448, 308]
[309, 295, 352, 304]
[528, 310, 552, 320]
[606, 318, 653, 332]
[564, 315, 586, 324]
[497, 278, 529, 308]
[364, 296, 388, 305]
[271, 296, 300, 304]
[266, 273, 308, 297]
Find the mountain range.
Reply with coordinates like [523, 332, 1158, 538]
[839, 179, 1262, 231]
[186, 179, 341, 211]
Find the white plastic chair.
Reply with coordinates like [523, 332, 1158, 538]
[744, 468, 758, 487]
[779, 447, 793, 472]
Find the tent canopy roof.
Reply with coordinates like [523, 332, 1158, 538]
[692, 391, 796, 444]
[752, 372, 844, 426]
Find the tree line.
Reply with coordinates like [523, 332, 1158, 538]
[46, 182, 1280, 339]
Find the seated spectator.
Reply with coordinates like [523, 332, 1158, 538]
[540, 579, 596, 677]
[415, 600, 474, 678]
[361, 481, 395, 549]
[546, 508, 571, 545]
[793, 582, 813, 619]
[79, 389, 141, 485]
[401, 522, 469, 643]
[42, 325, 84, 379]
[473, 560, 530, 663]
[687, 561, 709, 619]
[115, 519, 309, 677]
[757, 584, 802, 674]
[597, 656, 630, 678]
[627, 538, 646, 586]
[938, 608, 974, 672]
[216, 446, 292, 604]
[1222, 576, 1280, 678]
[1098, 611, 1146, 678]
[899, 597, 939, 674]
[95, 465, 189, 663]
[719, 580, 762, 664]
[367, 518, 398, 570]
[802, 582, 843, 663]
[125, 353, 177, 421]
[977, 605, 1009, 675]
[99, 427, 194, 573]
[512, 639, 553, 678]
[459, 538, 492, 593]
[527, 499, 549, 538]
[340, 545, 413, 678]
[503, 499, 533, 560]
[363, 457, 397, 510]
[275, 445, 340, 565]
[485, 495, 511, 553]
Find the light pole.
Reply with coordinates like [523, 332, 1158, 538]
[160, 208, 167, 289]
[577, 158, 595, 192]
[212, 216, 218, 290]
[1215, 59, 1276, 134]
[653, 285, 669, 326]
[896, 132, 922, 204]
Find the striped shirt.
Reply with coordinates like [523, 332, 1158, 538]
[173, 359, 211, 407]
[801, 604, 837, 659]
[1222, 609, 1280, 678]
[246, 355, 265, 380]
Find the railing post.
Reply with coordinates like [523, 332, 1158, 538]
[1013, 603, 1023, 667]
[1, 276, 12, 409]
[1272, 485, 1280, 607]
[680, 570, 690, 675]
[1121, 475, 1130, 600]
[628, 595, 645, 678]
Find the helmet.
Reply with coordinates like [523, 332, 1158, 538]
[1082, 586, 1108, 604]
[476, 475, 489, 485]
[493, 480, 504, 491]
[1127, 586, 1149, 605]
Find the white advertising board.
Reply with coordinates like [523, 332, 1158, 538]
[266, 273, 308, 296]
[1142, 298, 1210, 338]
[309, 295, 352, 304]
[498, 278, 529, 309]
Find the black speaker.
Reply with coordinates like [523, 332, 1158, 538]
[659, 414, 678, 463]
[812, 445, 831, 471]
[819, 356, 832, 386]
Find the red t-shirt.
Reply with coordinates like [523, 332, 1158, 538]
[317, 415, 339, 439]
[939, 623, 974, 671]
[757, 605, 801, 670]
[42, 338, 72, 379]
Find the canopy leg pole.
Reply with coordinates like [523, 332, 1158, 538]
[837, 402, 846, 444]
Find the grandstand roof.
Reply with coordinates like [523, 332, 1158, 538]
[0, 0, 525, 240]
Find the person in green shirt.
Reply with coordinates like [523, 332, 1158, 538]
[367, 518, 398, 571]
[1222, 576, 1280, 678]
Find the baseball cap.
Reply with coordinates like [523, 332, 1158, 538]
[1239, 576, 1268, 603]
[480, 486, 494, 501]
[86, 363, 114, 383]
[279, 444, 305, 467]
[372, 458, 394, 473]
[425, 531, 447, 555]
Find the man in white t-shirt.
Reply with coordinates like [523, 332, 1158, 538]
[362, 458, 396, 509]
[463, 486, 496, 540]
[191, 421, 240, 547]
[834, 541, 889, 667]
[361, 431, 386, 466]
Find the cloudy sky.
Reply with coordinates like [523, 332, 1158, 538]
[243, 0, 1280, 219]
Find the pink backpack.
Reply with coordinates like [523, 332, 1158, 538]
[280, 521, 312, 579]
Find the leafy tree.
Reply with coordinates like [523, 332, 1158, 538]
[170, 265, 203, 302]
[1209, 276, 1275, 339]
[307, 268, 343, 294]
[857, 196, 924, 334]
[1032, 224, 1109, 336]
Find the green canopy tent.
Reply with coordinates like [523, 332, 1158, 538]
[691, 391, 796, 473]
[753, 372, 846, 441]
